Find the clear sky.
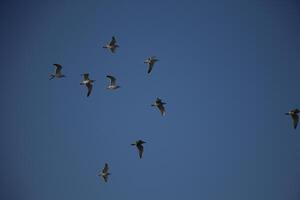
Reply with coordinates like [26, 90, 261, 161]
[1, 0, 300, 199]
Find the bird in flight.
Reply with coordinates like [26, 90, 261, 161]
[285, 108, 300, 129]
[144, 56, 159, 74]
[98, 163, 110, 182]
[106, 75, 120, 90]
[131, 140, 146, 159]
[80, 73, 95, 97]
[152, 98, 166, 116]
[103, 36, 119, 53]
[49, 64, 65, 80]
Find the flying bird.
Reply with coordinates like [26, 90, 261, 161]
[49, 64, 65, 80]
[98, 163, 110, 182]
[131, 140, 146, 159]
[103, 36, 119, 53]
[152, 98, 166, 116]
[106, 75, 120, 90]
[144, 56, 159, 74]
[80, 73, 95, 97]
[285, 108, 300, 129]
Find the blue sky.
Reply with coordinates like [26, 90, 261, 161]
[1, 0, 300, 199]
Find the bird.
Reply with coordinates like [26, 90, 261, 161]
[144, 56, 159, 74]
[285, 108, 300, 129]
[80, 73, 95, 97]
[151, 98, 166, 116]
[131, 140, 146, 159]
[98, 163, 110, 182]
[106, 75, 120, 90]
[103, 36, 119, 53]
[49, 64, 65, 80]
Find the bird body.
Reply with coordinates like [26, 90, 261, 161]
[286, 108, 300, 129]
[80, 73, 95, 97]
[49, 64, 65, 80]
[131, 140, 146, 159]
[98, 163, 110, 182]
[152, 98, 166, 116]
[103, 36, 119, 53]
[106, 75, 120, 90]
[144, 56, 159, 74]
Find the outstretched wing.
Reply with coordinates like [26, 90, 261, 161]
[157, 104, 165, 116]
[292, 114, 299, 129]
[110, 46, 117, 53]
[102, 163, 109, 173]
[53, 64, 62, 74]
[86, 82, 93, 97]
[106, 75, 116, 86]
[137, 144, 144, 159]
[147, 62, 154, 74]
[103, 175, 108, 182]
[109, 36, 116, 46]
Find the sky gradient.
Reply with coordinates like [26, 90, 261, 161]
[1, 0, 300, 199]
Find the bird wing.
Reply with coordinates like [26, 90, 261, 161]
[110, 46, 116, 53]
[109, 36, 116, 46]
[106, 75, 116, 86]
[147, 62, 154, 74]
[157, 104, 165, 116]
[86, 82, 93, 97]
[137, 144, 144, 159]
[102, 163, 109, 173]
[156, 98, 162, 103]
[53, 64, 62, 74]
[292, 114, 299, 129]
[103, 175, 108, 182]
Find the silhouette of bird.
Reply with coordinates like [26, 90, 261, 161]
[49, 64, 65, 80]
[131, 140, 146, 159]
[106, 75, 120, 90]
[144, 56, 159, 74]
[80, 73, 95, 97]
[285, 108, 300, 129]
[151, 98, 166, 116]
[103, 36, 119, 53]
[98, 163, 110, 182]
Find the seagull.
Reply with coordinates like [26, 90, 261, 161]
[49, 64, 65, 80]
[285, 108, 300, 129]
[131, 140, 146, 159]
[98, 163, 110, 182]
[106, 75, 120, 90]
[144, 56, 159, 74]
[151, 98, 166, 116]
[80, 73, 95, 97]
[103, 36, 119, 53]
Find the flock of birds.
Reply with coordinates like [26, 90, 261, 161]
[49, 36, 300, 185]
[49, 36, 166, 183]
